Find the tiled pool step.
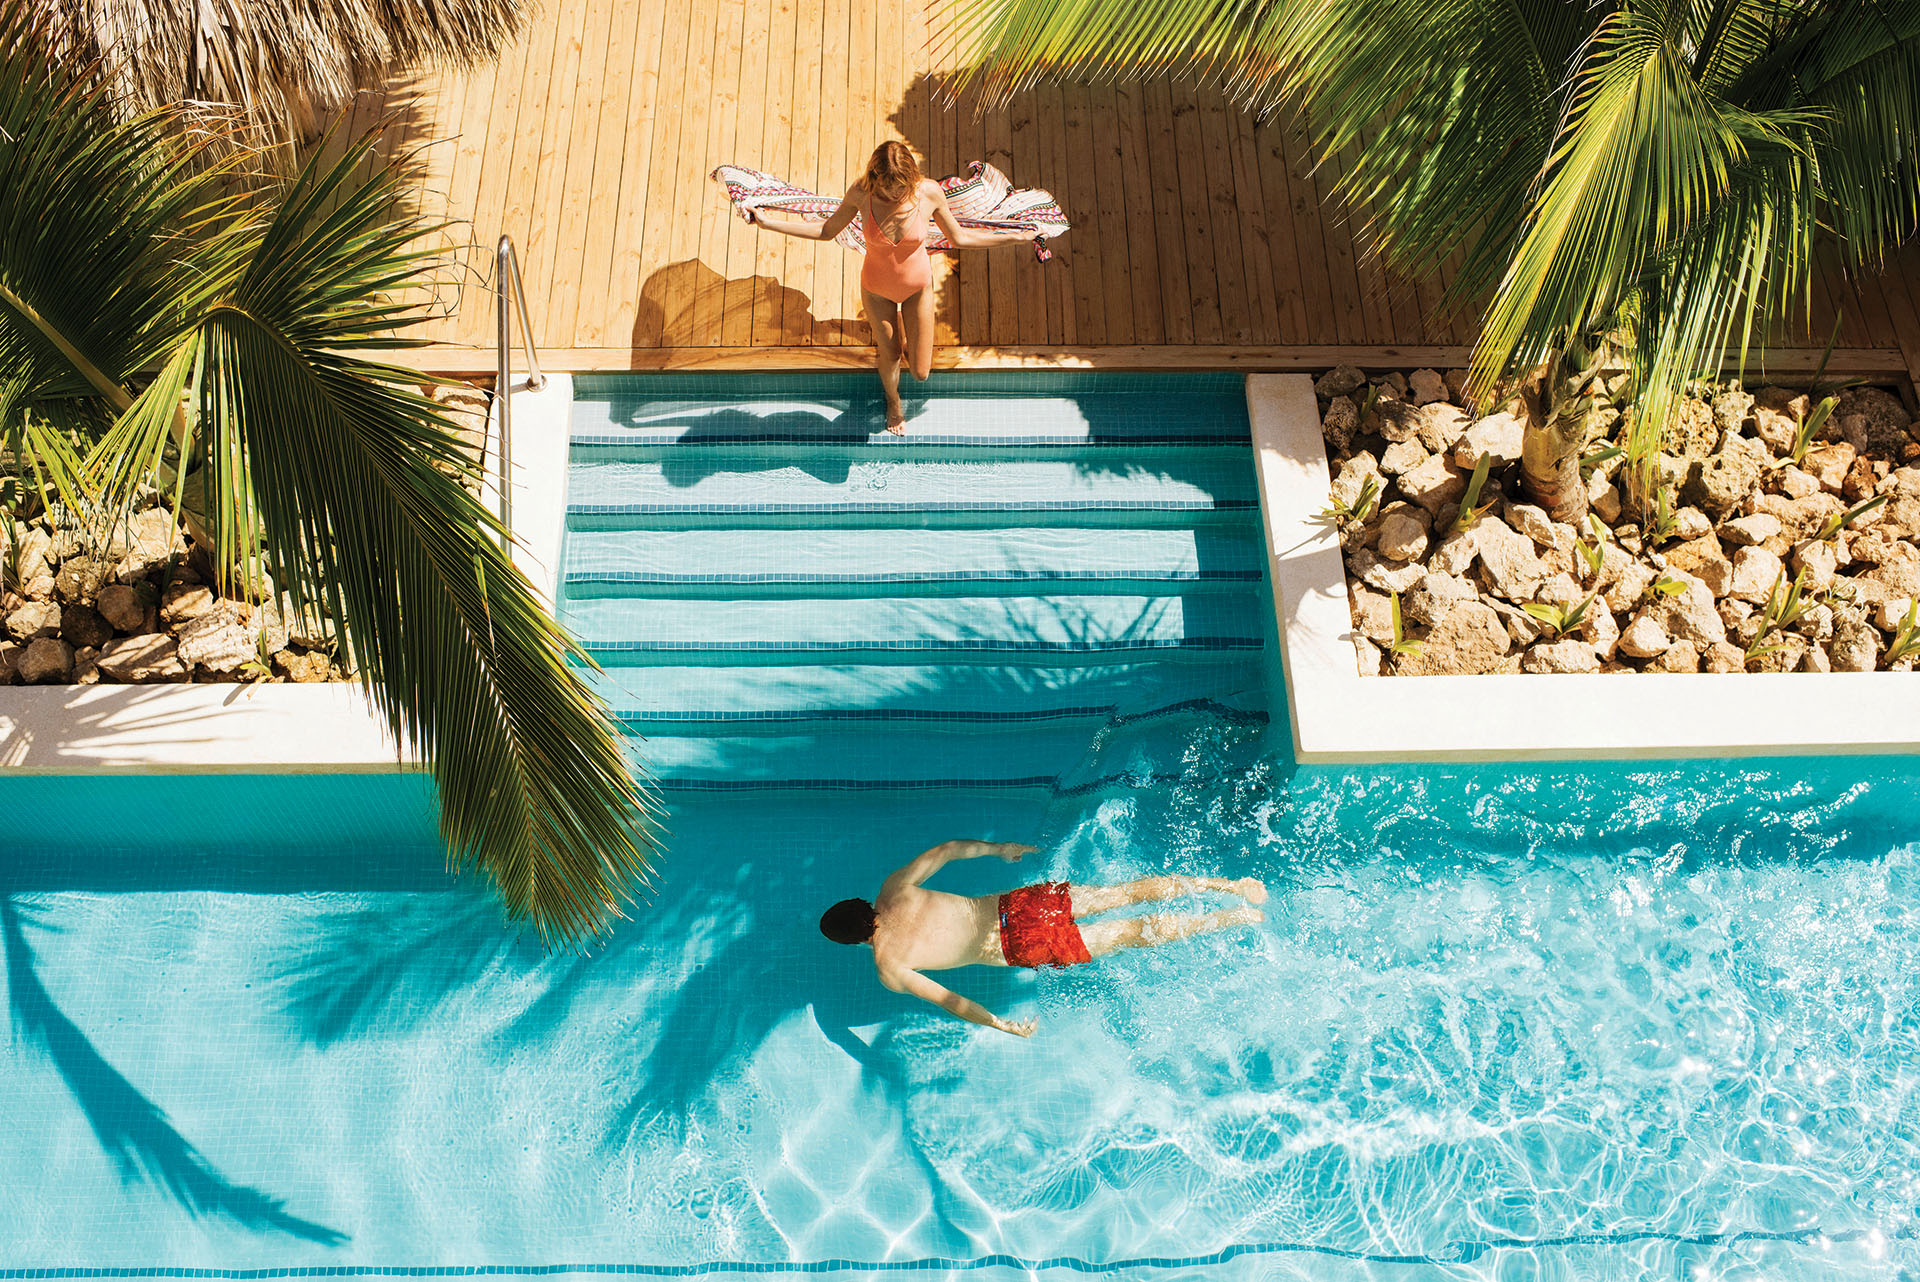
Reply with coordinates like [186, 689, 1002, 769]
[587, 660, 1267, 728]
[557, 375, 1271, 788]
[569, 593, 1265, 664]
[564, 449, 1258, 526]
[626, 705, 1263, 786]
[560, 527, 1265, 596]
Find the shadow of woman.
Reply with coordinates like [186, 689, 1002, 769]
[631, 259, 869, 351]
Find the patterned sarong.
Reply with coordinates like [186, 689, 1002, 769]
[710, 161, 1069, 261]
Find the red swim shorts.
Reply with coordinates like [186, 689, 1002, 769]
[998, 881, 1092, 969]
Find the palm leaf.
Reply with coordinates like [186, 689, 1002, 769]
[0, 13, 664, 944]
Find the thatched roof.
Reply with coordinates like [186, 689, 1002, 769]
[24, 0, 532, 148]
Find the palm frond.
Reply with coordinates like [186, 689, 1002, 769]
[18, 0, 533, 149]
[187, 140, 664, 944]
[2, 13, 664, 946]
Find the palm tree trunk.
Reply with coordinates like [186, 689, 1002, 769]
[1517, 339, 1614, 524]
[1519, 396, 1589, 522]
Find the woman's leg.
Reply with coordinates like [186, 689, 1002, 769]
[1069, 876, 1266, 919]
[899, 285, 935, 383]
[861, 289, 905, 432]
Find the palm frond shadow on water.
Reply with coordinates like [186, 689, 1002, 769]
[0, 895, 347, 1245]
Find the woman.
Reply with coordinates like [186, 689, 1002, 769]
[747, 141, 1031, 433]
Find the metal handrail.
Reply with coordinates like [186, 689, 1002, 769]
[494, 234, 545, 532]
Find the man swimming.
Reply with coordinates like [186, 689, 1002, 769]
[818, 839, 1267, 1037]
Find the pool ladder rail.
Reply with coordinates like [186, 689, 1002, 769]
[491, 234, 544, 534]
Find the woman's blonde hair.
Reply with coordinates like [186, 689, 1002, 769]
[864, 140, 923, 205]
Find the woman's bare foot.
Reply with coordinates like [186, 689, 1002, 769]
[1234, 877, 1268, 905]
[885, 402, 906, 434]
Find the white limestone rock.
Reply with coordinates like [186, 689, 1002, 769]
[1522, 639, 1601, 674]
[1618, 613, 1672, 659]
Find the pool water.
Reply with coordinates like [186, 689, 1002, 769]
[3, 376, 1918, 1280]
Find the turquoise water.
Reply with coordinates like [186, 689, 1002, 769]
[3, 376, 1918, 1279]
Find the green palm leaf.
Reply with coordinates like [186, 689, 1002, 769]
[0, 9, 662, 945]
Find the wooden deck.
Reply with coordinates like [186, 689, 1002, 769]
[361, 0, 1920, 387]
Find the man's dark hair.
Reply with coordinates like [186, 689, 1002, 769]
[820, 898, 877, 945]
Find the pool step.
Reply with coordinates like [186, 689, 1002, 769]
[569, 377, 1249, 447]
[560, 526, 1266, 597]
[561, 375, 1272, 792]
[564, 449, 1258, 527]
[629, 706, 1264, 787]
[587, 660, 1268, 729]
[565, 593, 1266, 664]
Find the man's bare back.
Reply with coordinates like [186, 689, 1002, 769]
[819, 839, 1267, 1037]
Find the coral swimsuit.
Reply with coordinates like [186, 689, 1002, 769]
[860, 194, 933, 304]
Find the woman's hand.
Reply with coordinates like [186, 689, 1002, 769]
[1000, 843, 1037, 863]
[997, 1017, 1037, 1038]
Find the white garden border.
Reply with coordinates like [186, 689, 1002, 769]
[1249, 373, 1920, 762]
[0, 372, 575, 773]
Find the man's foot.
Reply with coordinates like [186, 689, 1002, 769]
[885, 401, 906, 435]
[1234, 877, 1268, 906]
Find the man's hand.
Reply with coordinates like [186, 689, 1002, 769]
[1001, 843, 1037, 863]
[996, 1017, 1037, 1038]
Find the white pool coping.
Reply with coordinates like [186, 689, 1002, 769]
[0, 373, 575, 774]
[1248, 373, 1920, 762]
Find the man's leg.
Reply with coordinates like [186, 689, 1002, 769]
[1069, 876, 1266, 919]
[1081, 907, 1264, 959]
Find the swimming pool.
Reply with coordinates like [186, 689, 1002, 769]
[3, 376, 1917, 1280]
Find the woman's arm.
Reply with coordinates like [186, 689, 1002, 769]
[930, 183, 1035, 250]
[749, 182, 862, 242]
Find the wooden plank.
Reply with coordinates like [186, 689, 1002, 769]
[996, 93, 1039, 347]
[956, 89, 989, 344]
[1224, 99, 1281, 343]
[1249, 112, 1309, 342]
[1006, 85, 1052, 347]
[815, 0, 852, 343]
[384, 342, 1912, 377]
[842, 0, 876, 345]
[485, 0, 566, 350]
[697, 0, 748, 346]
[505, 0, 579, 350]
[598, 0, 671, 348]
[781, 0, 825, 344]
[1168, 81, 1221, 343]
[542, 0, 617, 343]
[1197, 88, 1252, 343]
[568, 0, 645, 347]
[1087, 87, 1135, 346]
[659, 0, 719, 347]
[1036, 81, 1077, 345]
[631, 0, 696, 347]
[1112, 83, 1164, 346]
[1061, 84, 1106, 345]
[455, 20, 538, 349]
[1336, 137, 1398, 345]
[1140, 81, 1194, 344]
[1307, 127, 1368, 345]
[749, 0, 799, 346]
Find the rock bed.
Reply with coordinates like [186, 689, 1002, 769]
[1, 506, 345, 687]
[0, 377, 491, 688]
[1316, 364, 1920, 675]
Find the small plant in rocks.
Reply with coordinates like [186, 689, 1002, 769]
[1388, 593, 1422, 657]
[1522, 594, 1596, 638]
[1886, 601, 1920, 666]
[1319, 474, 1381, 525]
[1745, 570, 1816, 663]
[1446, 453, 1496, 536]
[1812, 495, 1889, 543]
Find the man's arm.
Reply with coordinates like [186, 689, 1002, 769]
[883, 967, 1035, 1038]
[879, 840, 1036, 894]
